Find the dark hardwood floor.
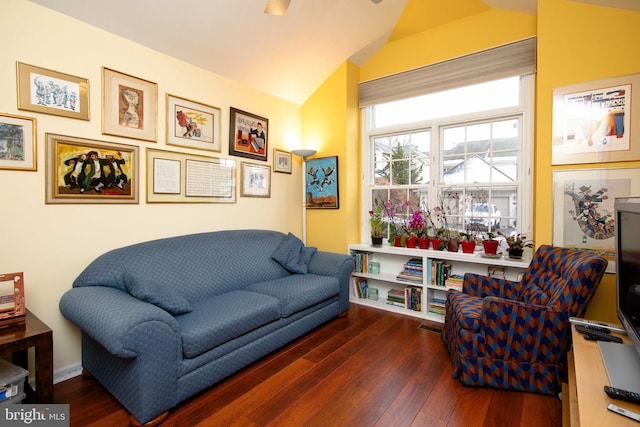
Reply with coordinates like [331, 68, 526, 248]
[54, 304, 562, 426]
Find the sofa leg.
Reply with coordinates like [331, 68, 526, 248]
[130, 411, 169, 427]
[81, 368, 94, 380]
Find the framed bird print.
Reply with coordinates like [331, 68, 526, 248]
[304, 156, 339, 209]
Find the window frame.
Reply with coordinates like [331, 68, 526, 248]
[360, 74, 534, 241]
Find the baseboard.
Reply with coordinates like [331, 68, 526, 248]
[53, 362, 83, 384]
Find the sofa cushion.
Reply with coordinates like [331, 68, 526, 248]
[175, 290, 281, 358]
[245, 274, 340, 317]
[124, 273, 192, 315]
[519, 283, 550, 306]
[271, 232, 317, 274]
[448, 291, 483, 331]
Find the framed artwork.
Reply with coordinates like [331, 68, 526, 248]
[146, 148, 236, 203]
[240, 162, 271, 198]
[552, 167, 640, 273]
[0, 272, 25, 325]
[228, 107, 268, 161]
[102, 67, 158, 142]
[304, 156, 339, 209]
[45, 133, 139, 204]
[552, 73, 640, 165]
[16, 62, 89, 120]
[166, 94, 221, 152]
[0, 113, 36, 171]
[273, 148, 292, 174]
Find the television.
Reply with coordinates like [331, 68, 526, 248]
[600, 197, 640, 393]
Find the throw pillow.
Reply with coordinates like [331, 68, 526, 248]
[272, 232, 317, 274]
[124, 274, 192, 315]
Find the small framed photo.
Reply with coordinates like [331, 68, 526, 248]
[0, 113, 37, 171]
[241, 162, 271, 198]
[166, 94, 221, 152]
[46, 133, 139, 204]
[16, 62, 89, 120]
[0, 272, 26, 326]
[229, 107, 268, 161]
[273, 148, 292, 174]
[102, 67, 158, 142]
[304, 156, 339, 209]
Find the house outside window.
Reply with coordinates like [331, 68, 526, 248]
[362, 75, 533, 241]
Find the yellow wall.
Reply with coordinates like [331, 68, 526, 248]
[0, 0, 303, 374]
[301, 62, 360, 253]
[353, 1, 640, 323]
[537, 0, 640, 322]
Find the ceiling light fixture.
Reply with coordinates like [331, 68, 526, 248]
[264, 0, 291, 15]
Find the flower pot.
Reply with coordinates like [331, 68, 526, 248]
[431, 238, 445, 250]
[460, 240, 476, 254]
[447, 238, 460, 252]
[371, 236, 383, 247]
[394, 235, 402, 247]
[405, 236, 417, 248]
[417, 237, 430, 249]
[482, 240, 499, 255]
[508, 248, 524, 259]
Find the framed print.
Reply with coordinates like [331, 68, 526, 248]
[552, 73, 640, 165]
[166, 94, 221, 152]
[0, 113, 36, 171]
[241, 162, 271, 198]
[45, 133, 139, 204]
[146, 148, 236, 203]
[228, 107, 268, 161]
[552, 167, 640, 273]
[0, 272, 26, 325]
[16, 62, 89, 120]
[304, 156, 339, 209]
[102, 67, 157, 142]
[273, 148, 292, 174]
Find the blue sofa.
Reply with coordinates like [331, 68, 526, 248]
[59, 230, 352, 425]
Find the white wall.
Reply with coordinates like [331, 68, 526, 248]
[0, 0, 303, 376]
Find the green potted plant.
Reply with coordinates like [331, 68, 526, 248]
[459, 231, 476, 253]
[369, 199, 385, 247]
[482, 231, 499, 255]
[499, 231, 534, 259]
[447, 228, 461, 252]
[405, 207, 425, 248]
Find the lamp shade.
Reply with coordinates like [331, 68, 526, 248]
[291, 149, 317, 159]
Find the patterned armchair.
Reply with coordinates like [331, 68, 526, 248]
[442, 245, 607, 394]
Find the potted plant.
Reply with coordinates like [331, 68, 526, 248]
[405, 207, 425, 248]
[430, 226, 448, 250]
[499, 231, 534, 259]
[482, 232, 500, 255]
[369, 199, 385, 247]
[459, 231, 476, 253]
[447, 228, 461, 252]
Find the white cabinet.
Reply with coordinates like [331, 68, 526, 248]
[348, 243, 530, 323]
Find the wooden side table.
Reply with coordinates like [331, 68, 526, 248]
[0, 309, 53, 403]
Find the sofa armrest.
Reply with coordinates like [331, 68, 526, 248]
[308, 251, 353, 313]
[59, 286, 180, 358]
[463, 272, 521, 299]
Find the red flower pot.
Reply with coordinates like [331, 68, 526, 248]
[431, 238, 445, 250]
[417, 237, 430, 249]
[394, 236, 402, 247]
[405, 236, 417, 248]
[460, 240, 476, 254]
[482, 240, 499, 255]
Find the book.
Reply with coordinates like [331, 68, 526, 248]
[488, 265, 507, 279]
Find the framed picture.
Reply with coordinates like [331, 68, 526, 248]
[552, 167, 640, 273]
[166, 94, 221, 152]
[304, 156, 339, 209]
[241, 162, 271, 198]
[45, 133, 139, 204]
[16, 62, 89, 120]
[228, 107, 268, 161]
[0, 113, 36, 171]
[102, 67, 158, 142]
[552, 73, 640, 165]
[273, 148, 292, 174]
[0, 272, 25, 325]
[146, 148, 236, 203]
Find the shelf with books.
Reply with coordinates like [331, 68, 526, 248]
[348, 243, 529, 323]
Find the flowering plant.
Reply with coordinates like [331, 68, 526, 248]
[407, 208, 426, 237]
[499, 231, 534, 250]
[369, 199, 386, 237]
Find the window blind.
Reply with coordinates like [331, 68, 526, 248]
[359, 37, 536, 108]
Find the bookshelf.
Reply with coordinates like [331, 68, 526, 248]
[349, 243, 529, 323]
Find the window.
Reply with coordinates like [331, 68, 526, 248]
[363, 75, 533, 240]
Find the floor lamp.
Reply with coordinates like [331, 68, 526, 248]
[291, 149, 316, 244]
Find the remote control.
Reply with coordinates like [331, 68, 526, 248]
[605, 385, 640, 405]
[608, 403, 640, 422]
[576, 326, 623, 343]
[570, 317, 626, 334]
[575, 323, 611, 334]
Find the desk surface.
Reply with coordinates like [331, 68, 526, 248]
[0, 310, 51, 346]
[572, 325, 640, 426]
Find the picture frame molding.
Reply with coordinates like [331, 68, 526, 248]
[166, 94, 221, 152]
[228, 107, 269, 162]
[102, 67, 158, 142]
[0, 113, 37, 171]
[16, 62, 89, 120]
